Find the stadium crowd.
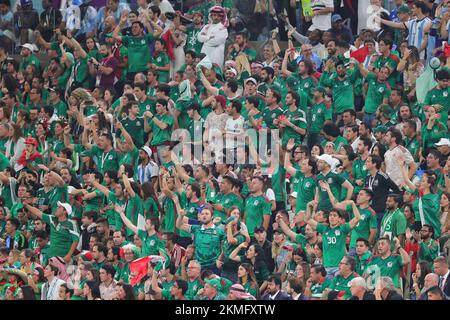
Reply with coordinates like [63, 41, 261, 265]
[0, 0, 449, 301]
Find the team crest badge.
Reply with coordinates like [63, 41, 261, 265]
[108, 155, 113, 160]
[335, 230, 341, 236]
[387, 262, 393, 268]
[373, 179, 379, 187]
[150, 240, 155, 246]
[327, 178, 333, 184]
[254, 200, 259, 206]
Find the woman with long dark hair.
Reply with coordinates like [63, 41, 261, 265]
[114, 283, 136, 300]
[17, 285, 36, 300]
[237, 263, 260, 299]
[4, 123, 25, 170]
[84, 280, 102, 300]
[230, 242, 270, 294]
[411, 260, 433, 300]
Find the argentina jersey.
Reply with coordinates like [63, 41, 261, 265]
[406, 17, 431, 59]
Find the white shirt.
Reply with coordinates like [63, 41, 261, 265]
[384, 145, 414, 187]
[224, 115, 245, 149]
[309, 0, 334, 31]
[269, 290, 280, 300]
[198, 22, 228, 67]
[150, 0, 175, 14]
[42, 277, 66, 300]
[266, 188, 276, 202]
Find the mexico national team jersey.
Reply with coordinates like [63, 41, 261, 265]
[380, 208, 407, 240]
[366, 255, 403, 288]
[189, 224, 225, 267]
[315, 223, 352, 268]
[42, 214, 80, 258]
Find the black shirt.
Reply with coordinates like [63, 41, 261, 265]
[364, 171, 401, 214]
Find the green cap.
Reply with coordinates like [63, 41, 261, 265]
[373, 125, 388, 134]
[313, 86, 326, 94]
[397, 4, 410, 14]
[80, 150, 92, 158]
[204, 278, 221, 290]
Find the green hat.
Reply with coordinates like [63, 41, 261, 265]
[313, 86, 326, 94]
[204, 278, 221, 291]
[373, 125, 388, 134]
[397, 4, 410, 14]
[286, 76, 299, 89]
[80, 150, 92, 158]
[378, 104, 395, 119]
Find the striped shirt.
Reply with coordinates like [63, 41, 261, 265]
[406, 17, 431, 59]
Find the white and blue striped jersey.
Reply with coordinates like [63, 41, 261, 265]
[405, 17, 432, 59]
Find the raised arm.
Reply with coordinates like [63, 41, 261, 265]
[116, 121, 135, 150]
[357, 61, 369, 78]
[284, 139, 298, 176]
[63, 125, 75, 151]
[49, 170, 65, 187]
[348, 201, 362, 229]
[394, 237, 411, 265]
[276, 213, 298, 242]
[229, 242, 247, 262]
[281, 50, 292, 77]
[174, 200, 190, 233]
[305, 201, 318, 230]
[91, 178, 111, 197]
[378, 17, 406, 29]
[24, 203, 44, 220]
[198, 69, 219, 96]
[116, 205, 138, 235]
[69, 35, 87, 58]
[120, 168, 136, 198]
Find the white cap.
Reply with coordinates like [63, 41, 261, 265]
[290, 192, 298, 198]
[20, 43, 35, 52]
[245, 77, 257, 85]
[57, 201, 72, 217]
[435, 138, 450, 147]
[317, 154, 335, 168]
[141, 146, 152, 158]
[227, 67, 238, 76]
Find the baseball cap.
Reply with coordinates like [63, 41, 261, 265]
[57, 201, 72, 217]
[25, 137, 38, 146]
[141, 146, 153, 158]
[313, 86, 326, 94]
[397, 4, 411, 14]
[20, 43, 35, 52]
[80, 150, 92, 158]
[204, 278, 221, 290]
[290, 192, 298, 198]
[245, 77, 258, 85]
[316, 154, 335, 167]
[435, 138, 450, 147]
[331, 14, 343, 23]
[373, 125, 388, 134]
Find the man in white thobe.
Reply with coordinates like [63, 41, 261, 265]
[197, 7, 228, 68]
